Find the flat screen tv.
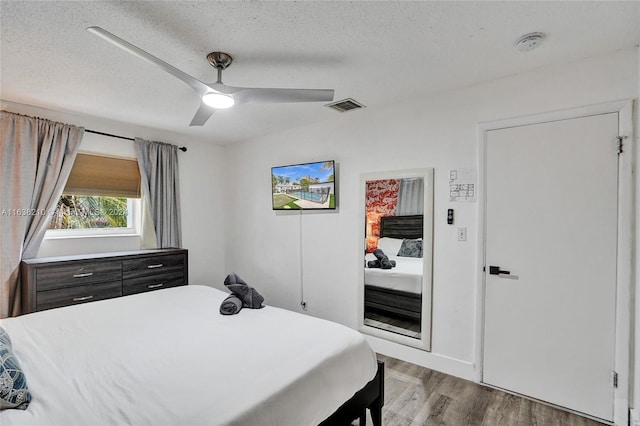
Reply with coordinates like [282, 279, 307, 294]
[271, 160, 336, 210]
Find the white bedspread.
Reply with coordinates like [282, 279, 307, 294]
[365, 254, 423, 294]
[0, 285, 377, 426]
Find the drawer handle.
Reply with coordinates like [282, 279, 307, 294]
[73, 272, 94, 278]
[147, 264, 164, 269]
[72, 295, 94, 302]
[147, 283, 164, 289]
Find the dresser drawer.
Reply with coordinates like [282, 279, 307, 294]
[122, 254, 186, 280]
[36, 281, 122, 311]
[123, 272, 185, 296]
[36, 261, 122, 291]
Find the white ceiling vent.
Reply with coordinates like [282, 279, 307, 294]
[325, 98, 366, 112]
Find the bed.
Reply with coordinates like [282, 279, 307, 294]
[364, 215, 424, 321]
[0, 285, 383, 425]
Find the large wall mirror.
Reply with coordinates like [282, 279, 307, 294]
[358, 168, 433, 351]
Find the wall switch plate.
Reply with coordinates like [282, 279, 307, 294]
[457, 227, 467, 241]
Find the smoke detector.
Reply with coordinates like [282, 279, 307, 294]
[514, 32, 545, 52]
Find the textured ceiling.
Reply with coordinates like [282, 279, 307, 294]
[1, 1, 639, 145]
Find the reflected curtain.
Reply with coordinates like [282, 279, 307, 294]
[134, 138, 182, 248]
[396, 178, 424, 216]
[0, 111, 83, 318]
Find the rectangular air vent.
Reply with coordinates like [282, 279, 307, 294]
[325, 98, 365, 112]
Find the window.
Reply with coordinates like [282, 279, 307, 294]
[48, 195, 137, 230]
[46, 153, 142, 236]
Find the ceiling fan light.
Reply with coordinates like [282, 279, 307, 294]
[202, 92, 234, 109]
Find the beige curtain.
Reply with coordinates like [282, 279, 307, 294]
[0, 111, 83, 318]
[134, 138, 182, 248]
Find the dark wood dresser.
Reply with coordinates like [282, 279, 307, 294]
[20, 248, 188, 314]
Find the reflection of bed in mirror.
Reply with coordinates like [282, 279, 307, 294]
[364, 215, 423, 325]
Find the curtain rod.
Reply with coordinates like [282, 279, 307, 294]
[85, 129, 187, 152]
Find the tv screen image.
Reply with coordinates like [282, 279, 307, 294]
[271, 160, 336, 210]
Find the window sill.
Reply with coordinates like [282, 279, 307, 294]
[38, 233, 142, 258]
[44, 232, 140, 240]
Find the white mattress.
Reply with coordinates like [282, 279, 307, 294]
[0, 285, 377, 426]
[364, 254, 423, 294]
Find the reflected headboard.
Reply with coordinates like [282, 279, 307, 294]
[379, 215, 423, 239]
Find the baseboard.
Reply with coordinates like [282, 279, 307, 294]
[630, 408, 640, 426]
[364, 334, 475, 381]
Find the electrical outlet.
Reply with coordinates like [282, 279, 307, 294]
[457, 227, 467, 241]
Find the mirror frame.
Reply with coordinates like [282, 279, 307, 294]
[358, 168, 434, 351]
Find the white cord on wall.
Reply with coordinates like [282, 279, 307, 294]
[299, 210, 307, 310]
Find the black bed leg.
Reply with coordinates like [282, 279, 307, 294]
[358, 409, 366, 426]
[370, 360, 384, 426]
[369, 397, 382, 426]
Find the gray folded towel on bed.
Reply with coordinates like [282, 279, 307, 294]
[219, 295, 243, 315]
[223, 273, 264, 309]
[367, 259, 397, 268]
[373, 249, 394, 269]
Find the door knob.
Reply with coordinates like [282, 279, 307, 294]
[489, 266, 511, 275]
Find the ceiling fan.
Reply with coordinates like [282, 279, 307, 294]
[86, 27, 335, 126]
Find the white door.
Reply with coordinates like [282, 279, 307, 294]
[483, 112, 619, 421]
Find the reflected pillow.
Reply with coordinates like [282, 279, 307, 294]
[397, 238, 423, 258]
[376, 237, 404, 256]
[0, 327, 31, 410]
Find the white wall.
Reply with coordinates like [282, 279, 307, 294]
[0, 100, 226, 287]
[632, 44, 640, 426]
[224, 48, 638, 379]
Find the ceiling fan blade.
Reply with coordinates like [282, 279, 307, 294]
[87, 26, 212, 96]
[189, 102, 216, 126]
[231, 87, 335, 105]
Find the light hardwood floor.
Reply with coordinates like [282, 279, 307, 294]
[363, 354, 606, 426]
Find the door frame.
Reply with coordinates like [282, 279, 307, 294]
[474, 100, 633, 425]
